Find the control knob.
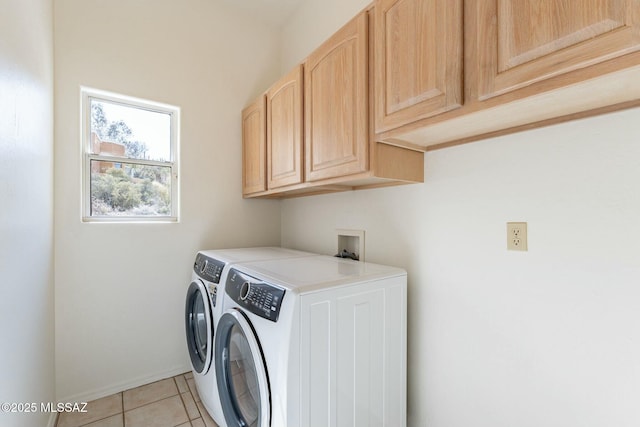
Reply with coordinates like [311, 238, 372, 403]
[240, 281, 251, 301]
[200, 259, 208, 274]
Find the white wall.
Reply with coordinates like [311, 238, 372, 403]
[54, 0, 282, 401]
[0, 0, 55, 426]
[280, 3, 640, 426]
[279, 0, 371, 71]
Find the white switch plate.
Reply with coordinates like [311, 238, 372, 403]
[507, 222, 528, 251]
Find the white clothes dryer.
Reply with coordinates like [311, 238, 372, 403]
[185, 247, 312, 426]
[214, 255, 407, 427]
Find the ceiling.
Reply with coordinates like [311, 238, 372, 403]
[218, 0, 306, 27]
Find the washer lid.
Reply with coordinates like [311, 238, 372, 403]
[231, 255, 406, 294]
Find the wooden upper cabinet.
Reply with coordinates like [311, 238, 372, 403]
[267, 65, 304, 189]
[305, 12, 369, 182]
[242, 96, 266, 196]
[374, 0, 463, 133]
[473, 0, 640, 100]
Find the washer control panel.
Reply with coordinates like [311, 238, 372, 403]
[193, 253, 225, 284]
[226, 268, 285, 322]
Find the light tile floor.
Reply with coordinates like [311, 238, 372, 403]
[56, 372, 219, 427]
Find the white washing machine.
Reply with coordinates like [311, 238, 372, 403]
[214, 255, 407, 427]
[185, 247, 312, 426]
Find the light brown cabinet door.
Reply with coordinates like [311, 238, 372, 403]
[305, 12, 369, 182]
[374, 0, 463, 133]
[242, 96, 266, 196]
[473, 0, 640, 100]
[267, 65, 304, 189]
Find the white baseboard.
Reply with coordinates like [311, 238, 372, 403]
[57, 365, 191, 403]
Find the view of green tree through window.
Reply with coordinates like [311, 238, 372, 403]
[90, 161, 172, 215]
[83, 89, 179, 221]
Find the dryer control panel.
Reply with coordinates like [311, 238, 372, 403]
[226, 268, 285, 322]
[193, 253, 225, 283]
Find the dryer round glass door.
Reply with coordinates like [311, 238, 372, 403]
[215, 309, 270, 427]
[185, 280, 213, 374]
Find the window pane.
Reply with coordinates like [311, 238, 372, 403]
[90, 160, 172, 217]
[90, 99, 171, 162]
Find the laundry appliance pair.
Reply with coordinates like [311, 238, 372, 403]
[185, 247, 407, 427]
[185, 247, 312, 425]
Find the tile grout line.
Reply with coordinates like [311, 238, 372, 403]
[190, 375, 205, 420]
[62, 396, 121, 427]
[124, 394, 185, 421]
[64, 374, 193, 427]
[181, 374, 201, 422]
[175, 375, 194, 427]
[175, 377, 188, 423]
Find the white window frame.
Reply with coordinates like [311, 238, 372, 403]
[81, 87, 180, 223]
